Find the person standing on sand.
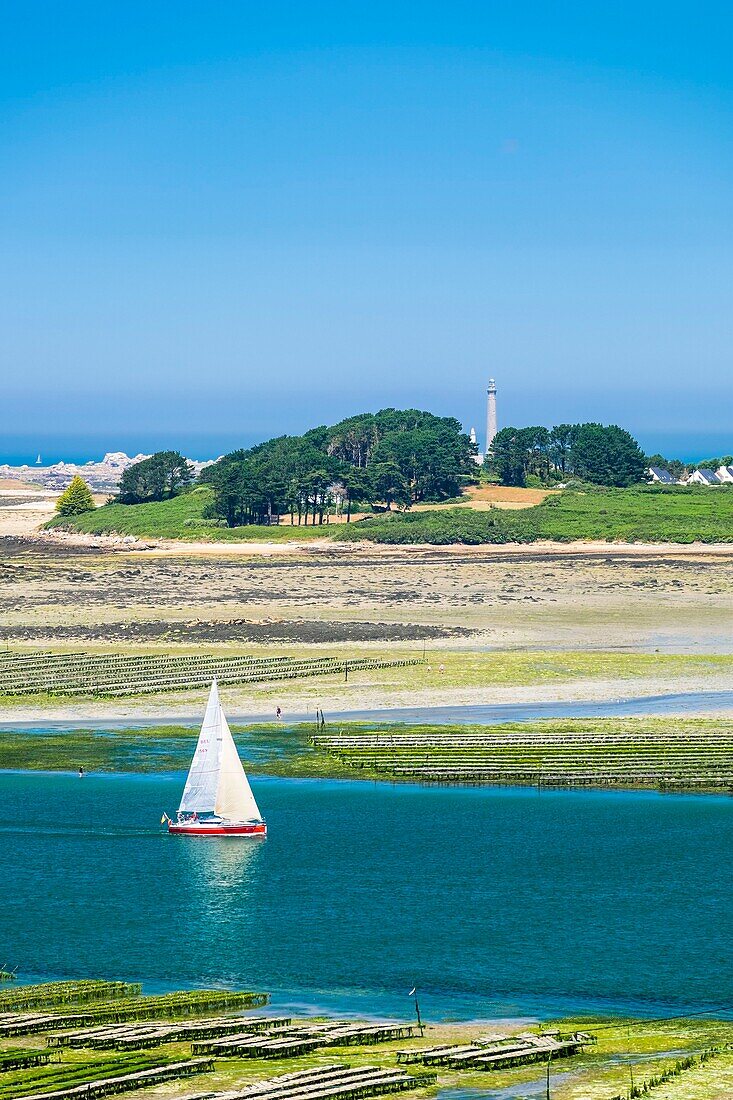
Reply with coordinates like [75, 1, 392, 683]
[276, 706, 282, 720]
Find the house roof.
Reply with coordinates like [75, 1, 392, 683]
[648, 466, 675, 483]
[692, 469, 720, 484]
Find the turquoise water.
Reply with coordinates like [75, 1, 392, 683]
[2, 770, 732, 1022]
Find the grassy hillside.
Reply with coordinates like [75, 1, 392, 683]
[46, 484, 733, 544]
[337, 485, 733, 544]
[45, 488, 327, 541]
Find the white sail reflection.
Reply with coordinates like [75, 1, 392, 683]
[178, 830, 265, 894]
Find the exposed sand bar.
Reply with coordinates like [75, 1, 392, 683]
[30, 530, 733, 557]
[2, 676, 733, 725]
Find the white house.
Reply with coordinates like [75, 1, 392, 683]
[647, 466, 676, 484]
[688, 469, 721, 486]
[715, 465, 733, 484]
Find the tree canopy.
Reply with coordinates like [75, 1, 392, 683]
[489, 422, 647, 488]
[56, 476, 95, 516]
[569, 424, 647, 487]
[118, 451, 194, 504]
[200, 408, 477, 526]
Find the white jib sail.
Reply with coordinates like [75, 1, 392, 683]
[214, 707, 263, 822]
[178, 680, 223, 815]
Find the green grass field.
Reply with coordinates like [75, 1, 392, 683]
[45, 487, 328, 541]
[47, 484, 733, 544]
[337, 485, 733, 544]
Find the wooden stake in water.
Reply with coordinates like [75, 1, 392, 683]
[409, 987, 424, 1036]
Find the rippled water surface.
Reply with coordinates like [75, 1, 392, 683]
[2, 771, 732, 1020]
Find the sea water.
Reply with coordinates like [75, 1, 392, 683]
[1, 770, 732, 1021]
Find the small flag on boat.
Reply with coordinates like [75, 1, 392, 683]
[161, 813, 168, 824]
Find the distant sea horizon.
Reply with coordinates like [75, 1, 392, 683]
[0, 429, 730, 469]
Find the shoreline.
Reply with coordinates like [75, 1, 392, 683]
[8, 967, 732, 1027]
[2, 675, 733, 724]
[6, 765, 733, 798]
[13, 529, 733, 557]
[5, 711, 733, 796]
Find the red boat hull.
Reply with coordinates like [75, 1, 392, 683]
[168, 821, 267, 837]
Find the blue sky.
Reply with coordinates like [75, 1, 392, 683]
[1, 2, 732, 462]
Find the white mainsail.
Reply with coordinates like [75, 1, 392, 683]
[178, 680, 262, 822]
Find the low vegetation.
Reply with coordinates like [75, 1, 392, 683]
[0, 649, 420, 698]
[313, 716, 733, 790]
[0, 1051, 200, 1099]
[0, 981, 139, 1011]
[8, 712, 733, 791]
[47, 484, 733, 544]
[45, 488, 327, 540]
[0, 722, 362, 778]
[338, 485, 733, 544]
[2, 649, 730, 713]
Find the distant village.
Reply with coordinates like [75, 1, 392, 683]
[0, 452, 212, 492]
[648, 464, 733, 486]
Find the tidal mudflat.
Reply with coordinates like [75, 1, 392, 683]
[0, 534, 732, 724]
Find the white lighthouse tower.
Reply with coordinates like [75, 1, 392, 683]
[486, 378, 498, 455]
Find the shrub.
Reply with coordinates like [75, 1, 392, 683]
[55, 476, 95, 516]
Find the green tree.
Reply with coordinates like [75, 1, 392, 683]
[204, 406, 481, 525]
[489, 428, 529, 486]
[370, 423, 474, 502]
[549, 424, 576, 475]
[118, 451, 193, 504]
[326, 414, 379, 467]
[340, 467, 372, 521]
[369, 461, 411, 509]
[568, 424, 646, 486]
[204, 436, 341, 527]
[56, 476, 95, 516]
[696, 454, 733, 471]
[203, 458, 255, 526]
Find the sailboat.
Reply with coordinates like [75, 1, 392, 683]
[166, 680, 266, 837]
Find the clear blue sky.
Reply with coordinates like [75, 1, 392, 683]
[2, 2, 732, 462]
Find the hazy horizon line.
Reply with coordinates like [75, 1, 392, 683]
[0, 428, 730, 469]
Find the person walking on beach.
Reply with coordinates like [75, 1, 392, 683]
[276, 706, 282, 720]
